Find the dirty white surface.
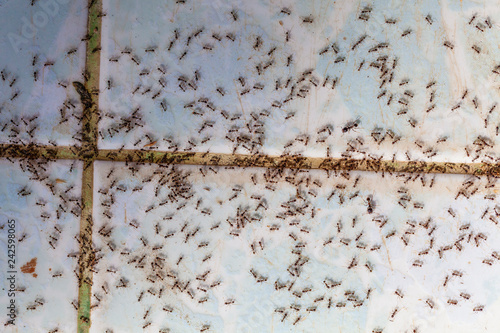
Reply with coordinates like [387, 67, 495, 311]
[0, 0, 87, 146]
[99, 0, 500, 163]
[0, 159, 82, 332]
[92, 161, 500, 333]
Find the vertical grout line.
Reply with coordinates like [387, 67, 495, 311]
[77, 0, 102, 332]
[78, 162, 95, 333]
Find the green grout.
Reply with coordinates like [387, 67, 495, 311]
[77, 161, 95, 333]
[77, 0, 102, 331]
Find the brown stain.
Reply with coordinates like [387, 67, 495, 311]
[144, 141, 157, 147]
[21, 258, 37, 277]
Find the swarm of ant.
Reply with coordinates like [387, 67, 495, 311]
[91, 0, 500, 330]
[2, 0, 500, 332]
[0, 0, 88, 148]
[90, 161, 500, 332]
[0, 159, 82, 332]
[98, 0, 500, 164]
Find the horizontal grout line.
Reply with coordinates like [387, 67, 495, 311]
[96, 149, 500, 177]
[1, 143, 499, 176]
[0, 144, 79, 160]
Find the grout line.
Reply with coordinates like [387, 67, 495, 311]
[0, 143, 499, 177]
[0, 144, 79, 160]
[77, 161, 94, 333]
[77, 0, 102, 331]
[96, 149, 500, 176]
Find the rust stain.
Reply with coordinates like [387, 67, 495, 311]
[21, 258, 37, 277]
